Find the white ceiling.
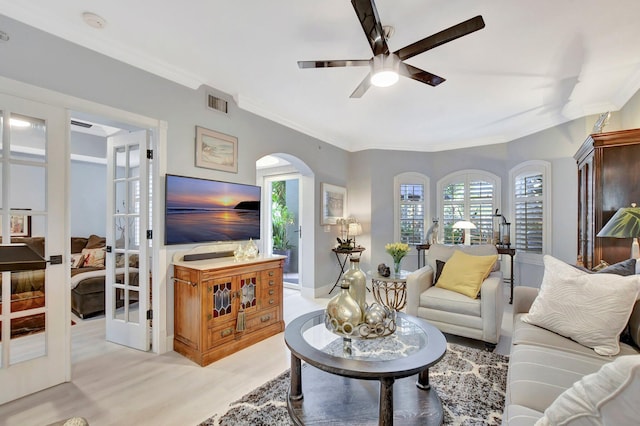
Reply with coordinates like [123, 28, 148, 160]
[2, 1, 640, 152]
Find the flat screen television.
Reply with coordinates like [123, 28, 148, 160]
[165, 174, 261, 245]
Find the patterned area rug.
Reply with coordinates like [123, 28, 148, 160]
[199, 342, 508, 425]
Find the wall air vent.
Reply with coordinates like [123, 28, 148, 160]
[207, 94, 228, 114]
[70, 120, 93, 128]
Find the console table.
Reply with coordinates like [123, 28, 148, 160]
[329, 246, 365, 294]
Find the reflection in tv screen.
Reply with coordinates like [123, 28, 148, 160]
[165, 174, 261, 245]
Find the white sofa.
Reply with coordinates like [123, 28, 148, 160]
[503, 286, 640, 424]
[406, 243, 504, 350]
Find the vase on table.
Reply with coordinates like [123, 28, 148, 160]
[343, 256, 366, 315]
[393, 258, 403, 275]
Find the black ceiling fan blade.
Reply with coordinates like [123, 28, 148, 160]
[298, 60, 371, 69]
[350, 73, 372, 98]
[400, 63, 446, 87]
[395, 15, 485, 61]
[351, 0, 390, 56]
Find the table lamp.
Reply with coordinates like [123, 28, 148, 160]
[348, 222, 363, 247]
[453, 220, 476, 246]
[596, 203, 640, 259]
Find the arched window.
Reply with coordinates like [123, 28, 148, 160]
[509, 161, 551, 255]
[393, 172, 430, 245]
[437, 170, 500, 244]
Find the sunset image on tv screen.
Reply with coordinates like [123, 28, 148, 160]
[165, 175, 260, 245]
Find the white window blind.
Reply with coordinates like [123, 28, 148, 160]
[399, 183, 425, 245]
[514, 172, 543, 253]
[439, 171, 499, 244]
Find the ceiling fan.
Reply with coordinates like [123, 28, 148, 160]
[297, 0, 485, 98]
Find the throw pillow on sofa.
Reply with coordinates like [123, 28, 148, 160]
[81, 247, 105, 268]
[70, 253, 85, 269]
[434, 250, 498, 298]
[535, 355, 640, 425]
[523, 255, 640, 356]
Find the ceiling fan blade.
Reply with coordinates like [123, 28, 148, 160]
[298, 60, 371, 69]
[350, 73, 372, 98]
[400, 63, 446, 87]
[395, 15, 485, 61]
[351, 0, 390, 56]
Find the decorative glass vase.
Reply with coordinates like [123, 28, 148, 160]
[343, 256, 366, 314]
[326, 279, 363, 334]
[393, 258, 403, 275]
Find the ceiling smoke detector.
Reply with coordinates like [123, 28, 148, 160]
[82, 12, 107, 29]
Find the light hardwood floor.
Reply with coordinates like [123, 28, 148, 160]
[0, 287, 512, 426]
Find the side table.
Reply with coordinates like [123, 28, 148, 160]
[497, 247, 516, 304]
[369, 270, 409, 312]
[416, 243, 430, 268]
[329, 246, 365, 294]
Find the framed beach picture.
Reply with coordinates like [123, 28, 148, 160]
[195, 126, 238, 173]
[321, 183, 347, 225]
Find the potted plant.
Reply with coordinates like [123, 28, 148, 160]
[272, 181, 294, 271]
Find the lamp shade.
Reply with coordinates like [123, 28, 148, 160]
[452, 220, 477, 230]
[348, 222, 362, 237]
[0, 244, 46, 272]
[596, 204, 640, 238]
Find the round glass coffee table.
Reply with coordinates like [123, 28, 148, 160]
[285, 310, 447, 426]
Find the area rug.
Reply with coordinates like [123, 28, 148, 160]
[199, 342, 509, 426]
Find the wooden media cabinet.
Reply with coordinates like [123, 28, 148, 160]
[173, 255, 285, 366]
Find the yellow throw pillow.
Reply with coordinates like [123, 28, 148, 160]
[435, 250, 498, 298]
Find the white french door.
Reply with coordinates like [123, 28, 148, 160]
[105, 130, 150, 351]
[264, 174, 303, 288]
[0, 93, 68, 404]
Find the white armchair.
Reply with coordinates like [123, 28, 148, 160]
[406, 243, 504, 350]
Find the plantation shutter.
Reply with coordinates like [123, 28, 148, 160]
[399, 183, 425, 244]
[469, 179, 494, 244]
[514, 172, 543, 253]
[442, 182, 465, 244]
[441, 178, 495, 244]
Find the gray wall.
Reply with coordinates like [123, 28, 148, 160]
[0, 14, 349, 301]
[69, 160, 106, 237]
[2, 13, 640, 303]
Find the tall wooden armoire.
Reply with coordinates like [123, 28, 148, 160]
[575, 128, 640, 269]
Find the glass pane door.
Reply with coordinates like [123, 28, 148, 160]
[105, 130, 150, 351]
[0, 93, 68, 405]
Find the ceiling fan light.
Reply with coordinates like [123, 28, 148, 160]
[371, 71, 399, 87]
[370, 54, 400, 87]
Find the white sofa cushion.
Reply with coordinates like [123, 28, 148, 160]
[535, 355, 640, 426]
[522, 255, 640, 356]
[507, 344, 607, 413]
[420, 286, 481, 317]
